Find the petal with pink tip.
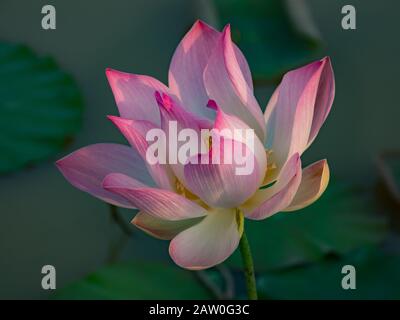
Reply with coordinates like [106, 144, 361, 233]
[307, 59, 335, 147]
[241, 153, 302, 220]
[264, 57, 334, 167]
[56, 143, 154, 208]
[156, 91, 212, 133]
[108, 115, 175, 191]
[169, 208, 241, 270]
[156, 91, 212, 182]
[103, 173, 207, 220]
[284, 159, 330, 211]
[204, 25, 265, 140]
[132, 212, 203, 240]
[183, 136, 261, 208]
[169, 20, 253, 119]
[106, 68, 168, 125]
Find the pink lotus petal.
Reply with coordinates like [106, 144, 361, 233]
[241, 153, 302, 220]
[108, 115, 175, 191]
[103, 173, 207, 220]
[183, 135, 261, 208]
[132, 211, 203, 240]
[156, 91, 212, 183]
[284, 159, 330, 211]
[210, 100, 267, 185]
[169, 208, 241, 270]
[307, 58, 335, 147]
[204, 25, 265, 140]
[106, 68, 167, 125]
[169, 20, 253, 119]
[156, 91, 212, 132]
[264, 84, 280, 149]
[56, 143, 154, 208]
[264, 57, 335, 167]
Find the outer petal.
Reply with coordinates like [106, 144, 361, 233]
[307, 59, 335, 146]
[102, 173, 207, 220]
[183, 136, 261, 208]
[284, 159, 329, 211]
[56, 143, 154, 208]
[106, 68, 167, 125]
[132, 212, 203, 240]
[204, 25, 265, 140]
[264, 84, 280, 149]
[169, 208, 241, 270]
[169, 20, 253, 119]
[241, 153, 302, 220]
[264, 57, 334, 167]
[108, 115, 175, 191]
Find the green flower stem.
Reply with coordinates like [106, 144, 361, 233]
[239, 230, 258, 300]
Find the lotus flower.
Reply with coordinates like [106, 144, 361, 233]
[56, 20, 334, 270]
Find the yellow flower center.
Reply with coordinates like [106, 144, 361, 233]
[175, 178, 206, 205]
[262, 149, 278, 186]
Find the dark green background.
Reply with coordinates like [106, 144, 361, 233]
[0, 0, 399, 299]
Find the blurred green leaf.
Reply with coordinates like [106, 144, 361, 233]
[212, 0, 321, 82]
[0, 42, 83, 174]
[258, 247, 400, 299]
[227, 184, 388, 271]
[53, 261, 211, 299]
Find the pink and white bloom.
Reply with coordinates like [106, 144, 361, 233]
[56, 20, 334, 270]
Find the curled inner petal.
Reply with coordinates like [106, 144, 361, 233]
[184, 135, 261, 208]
